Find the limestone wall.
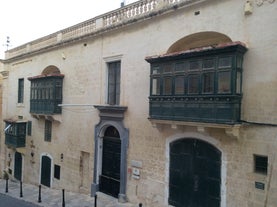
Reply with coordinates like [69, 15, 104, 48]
[0, 0, 277, 206]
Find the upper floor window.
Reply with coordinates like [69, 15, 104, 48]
[28, 66, 64, 115]
[149, 54, 239, 96]
[18, 78, 24, 103]
[44, 120, 52, 142]
[107, 61, 121, 105]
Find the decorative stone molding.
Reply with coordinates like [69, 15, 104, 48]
[149, 119, 241, 139]
[92, 105, 129, 202]
[256, 0, 275, 6]
[0, 71, 9, 78]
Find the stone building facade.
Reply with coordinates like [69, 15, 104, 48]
[0, 0, 277, 206]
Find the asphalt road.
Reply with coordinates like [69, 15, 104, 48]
[0, 193, 40, 207]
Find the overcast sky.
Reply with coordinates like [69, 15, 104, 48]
[0, 0, 137, 59]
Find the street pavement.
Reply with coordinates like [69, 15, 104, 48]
[0, 179, 138, 207]
[0, 193, 39, 207]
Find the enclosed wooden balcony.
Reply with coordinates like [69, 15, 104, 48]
[28, 74, 64, 115]
[4, 119, 27, 148]
[146, 42, 247, 125]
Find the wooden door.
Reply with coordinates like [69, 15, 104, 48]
[99, 126, 121, 198]
[169, 138, 221, 207]
[41, 155, 51, 187]
[14, 152, 22, 181]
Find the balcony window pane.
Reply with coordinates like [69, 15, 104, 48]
[175, 76, 185, 95]
[163, 77, 172, 95]
[56, 80, 63, 99]
[152, 66, 160, 75]
[236, 71, 242, 94]
[152, 78, 160, 95]
[218, 71, 231, 93]
[203, 59, 215, 69]
[202, 72, 214, 93]
[219, 57, 232, 68]
[175, 62, 189, 72]
[237, 56, 242, 68]
[189, 60, 201, 70]
[188, 75, 199, 94]
[163, 64, 172, 73]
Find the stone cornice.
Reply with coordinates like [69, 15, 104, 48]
[3, 0, 212, 62]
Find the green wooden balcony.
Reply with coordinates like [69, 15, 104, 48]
[5, 134, 26, 148]
[4, 122, 27, 148]
[149, 95, 241, 124]
[28, 75, 63, 115]
[146, 42, 247, 125]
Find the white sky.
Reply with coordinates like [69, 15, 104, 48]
[0, 0, 137, 59]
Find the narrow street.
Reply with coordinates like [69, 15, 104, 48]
[0, 193, 39, 207]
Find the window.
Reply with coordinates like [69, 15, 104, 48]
[5, 123, 26, 136]
[175, 76, 185, 95]
[163, 77, 172, 95]
[254, 155, 268, 175]
[108, 61, 121, 105]
[27, 121, 32, 136]
[236, 71, 242, 94]
[202, 72, 214, 93]
[54, 165, 61, 180]
[218, 71, 231, 93]
[18, 78, 24, 103]
[218, 56, 232, 68]
[151, 78, 160, 95]
[44, 120, 52, 142]
[188, 75, 199, 94]
[149, 55, 241, 96]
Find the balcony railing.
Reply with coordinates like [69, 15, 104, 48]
[149, 95, 241, 124]
[5, 134, 26, 148]
[30, 100, 62, 115]
[5, 0, 206, 59]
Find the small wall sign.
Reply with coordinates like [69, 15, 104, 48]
[255, 181, 265, 190]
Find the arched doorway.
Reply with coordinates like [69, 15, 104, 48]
[92, 105, 129, 202]
[40, 155, 52, 187]
[99, 126, 121, 198]
[169, 138, 221, 207]
[14, 152, 22, 181]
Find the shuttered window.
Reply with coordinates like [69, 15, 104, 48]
[18, 78, 24, 103]
[44, 120, 52, 142]
[108, 61, 121, 105]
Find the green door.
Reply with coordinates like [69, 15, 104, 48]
[99, 126, 121, 198]
[14, 152, 22, 181]
[41, 155, 51, 187]
[169, 138, 221, 207]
